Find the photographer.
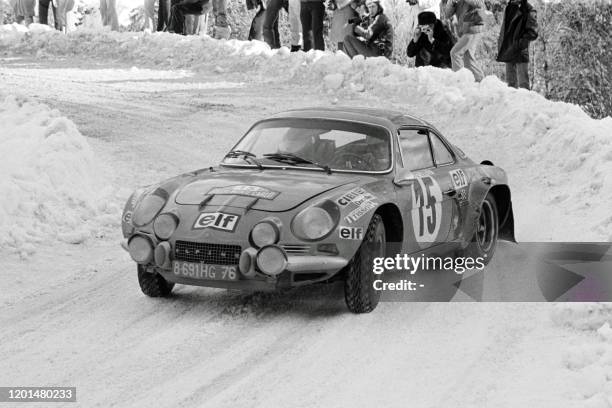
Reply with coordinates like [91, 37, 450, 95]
[406, 11, 453, 68]
[342, 0, 393, 59]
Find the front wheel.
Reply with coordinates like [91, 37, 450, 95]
[344, 214, 386, 313]
[466, 193, 499, 264]
[137, 265, 175, 297]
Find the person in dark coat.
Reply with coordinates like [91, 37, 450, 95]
[38, 0, 58, 28]
[343, 0, 393, 58]
[168, 0, 210, 34]
[496, 0, 538, 89]
[406, 11, 453, 68]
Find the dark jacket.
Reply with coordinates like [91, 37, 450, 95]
[497, 0, 538, 63]
[357, 12, 394, 58]
[406, 20, 453, 68]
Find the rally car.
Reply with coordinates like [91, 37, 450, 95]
[122, 107, 515, 313]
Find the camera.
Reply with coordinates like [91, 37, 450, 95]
[348, 16, 363, 24]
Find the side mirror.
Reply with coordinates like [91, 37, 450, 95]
[393, 169, 416, 187]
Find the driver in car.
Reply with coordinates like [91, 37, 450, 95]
[278, 128, 333, 162]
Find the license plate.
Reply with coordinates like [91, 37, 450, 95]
[172, 261, 239, 281]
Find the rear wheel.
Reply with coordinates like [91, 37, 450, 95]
[344, 214, 386, 313]
[466, 193, 499, 264]
[137, 265, 175, 297]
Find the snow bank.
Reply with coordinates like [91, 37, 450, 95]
[552, 304, 612, 405]
[0, 95, 120, 255]
[1, 28, 611, 240]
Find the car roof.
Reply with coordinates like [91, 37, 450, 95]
[267, 107, 428, 128]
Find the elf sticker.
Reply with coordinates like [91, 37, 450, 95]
[449, 169, 468, 189]
[193, 212, 240, 232]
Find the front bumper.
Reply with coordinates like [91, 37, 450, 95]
[122, 239, 349, 290]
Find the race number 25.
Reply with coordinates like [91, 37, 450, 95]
[411, 176, 443, 244]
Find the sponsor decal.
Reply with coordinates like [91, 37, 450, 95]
[411, 176, 443, 246]
[193, 212, 240, 232]
[337, 187, 376, 207]
[449, 169, 468, 189]
[208, 185, 279, 200]
[457, 188, 468, 204]
[344, 200, 378, 224]
[339, 226, 364, 240]
[122, 211, 133, 224]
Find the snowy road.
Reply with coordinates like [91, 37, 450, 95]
[0, 58, 590, 407]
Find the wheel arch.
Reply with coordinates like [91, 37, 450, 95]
[375, 203, 403, 257]
[487, 184, 516, 243]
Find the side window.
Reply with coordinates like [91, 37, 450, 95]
[430, 133, 454, 165]
[398, 129, 434, 170]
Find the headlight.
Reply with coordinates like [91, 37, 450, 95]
[256, 245, 287, 276]
[292, 206, 336, 241]
[128, 235, 154, 264]
[154, 213, 178, 240]
[132, 189, 168, 227]
[250, 221, 279, 248]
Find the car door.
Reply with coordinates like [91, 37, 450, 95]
[428, 128, 471, 242]
[396, 127, 454, 252]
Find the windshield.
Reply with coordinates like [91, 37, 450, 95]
[223, 119, 392, 172]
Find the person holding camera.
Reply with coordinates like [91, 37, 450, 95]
[406, 11, 453, 68]
[442, 0, 486, 81]
[342, 0, 393, 59]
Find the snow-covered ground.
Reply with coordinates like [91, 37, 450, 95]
[1, 28, 611, 407]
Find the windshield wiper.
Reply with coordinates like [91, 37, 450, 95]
[263, 153, 332, 174]
[224, 150, 263, 170]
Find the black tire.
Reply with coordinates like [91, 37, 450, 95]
[137, 265, 175, 297]
[466, 193, 499, 265]
[344, 214, 386, 313]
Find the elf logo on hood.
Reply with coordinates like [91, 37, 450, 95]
[193, 212, 241, 232]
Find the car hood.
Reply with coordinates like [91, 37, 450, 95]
[174, 169, 358, 212]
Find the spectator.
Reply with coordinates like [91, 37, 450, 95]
[168, 0, 209, 34]
[407, 11, 453, 68]
[144, 0, 156, 32]
[343, 0, 393, 59]
[497, 0, 538, 89]
[55, 0, 75, 32]
[263, 0, 302, 51]
[300, 0, 325, 51]
[443, 0, 485, 82]
[158, 0, 171, 30]
[100, 0, 119, 30]
[248, 0, 267, 40]
[405, 0, 439, 44]
[13, 0, 35, 25]
[329, 0, 357, 51]
[38, 0, 58, 28]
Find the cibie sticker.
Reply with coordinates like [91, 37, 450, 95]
[336, 188, 376, 207]
[193, 212, 240, 232]
[449, 169, 468, 189]
[339, 226, 364, 240]
[411, 176, 443, 246]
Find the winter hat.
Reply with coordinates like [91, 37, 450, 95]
[417, 11, 436, 25]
